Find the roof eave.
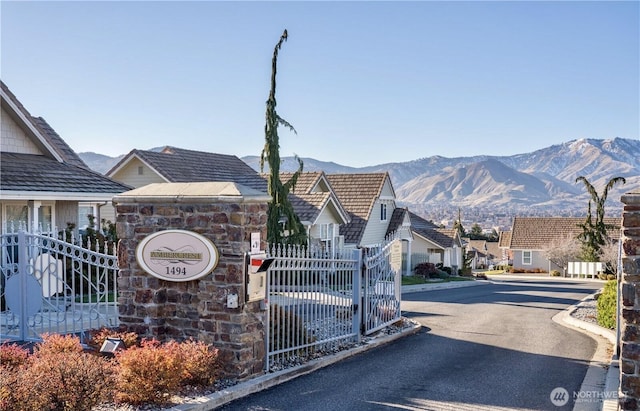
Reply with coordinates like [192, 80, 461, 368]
[0, 87, 64, 163]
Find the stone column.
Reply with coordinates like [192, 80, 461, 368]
[620, 190, 640, 410]
[113, 182, 270, 379]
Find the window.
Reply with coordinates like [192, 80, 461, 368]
[78, 205, 96, 230]
[320, 224, 333, 240]
[4, 204, 28, 232]
[37, 205, 53, 232]
[138, 166, 144, 175]
[380, 204, 387, 222]
[522, 250, 532, 265]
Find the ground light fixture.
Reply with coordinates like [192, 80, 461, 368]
[99, 337, 126, 356]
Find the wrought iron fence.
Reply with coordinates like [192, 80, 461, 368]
[0, 229, 118, 343]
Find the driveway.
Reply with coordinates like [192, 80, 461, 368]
[219, 278, 603, 411]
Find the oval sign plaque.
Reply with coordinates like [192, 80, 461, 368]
[136, 229, 219, 282]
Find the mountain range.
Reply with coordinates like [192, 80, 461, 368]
[80, 137, 639, 218]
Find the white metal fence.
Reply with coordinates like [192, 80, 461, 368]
[0, 230, 118, 343]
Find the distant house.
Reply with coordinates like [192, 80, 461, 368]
[407, 211, 463, 274]
[464, 239, 501, 269]
[326, 173, 407, 248]
[506, 216, 621, 273]
[498, 230, 513, 266]
[0, 81, 131, 235]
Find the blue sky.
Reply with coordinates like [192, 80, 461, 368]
[2, 1, 638, 167]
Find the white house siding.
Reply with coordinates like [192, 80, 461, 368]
[359, 198, 394, 246]
[110, 158, 166, 188]
[308, 209, 339, 239]
[411, 235, 443, 265]
[1, 107, 42, 155]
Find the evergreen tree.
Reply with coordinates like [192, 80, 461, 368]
[261, 30, 307, 245]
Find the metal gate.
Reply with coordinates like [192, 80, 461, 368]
[0, 230, 118, 343]
[264, 238, 402, 370]
[265, 245, 361, 371]
[362, 238, 402, 335]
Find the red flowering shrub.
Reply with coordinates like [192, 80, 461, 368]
[0, 343, 29, 369]
[2, 335, 117, 411]
[179, 339, 220, 387]
[35, 332, 83, 354]
[0, 335, 222, 409]
[115, 339, 184, 405]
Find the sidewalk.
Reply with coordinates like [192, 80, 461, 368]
[553, 293, 619, 411]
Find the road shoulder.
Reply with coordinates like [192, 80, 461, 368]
[552, 294, 619, 411]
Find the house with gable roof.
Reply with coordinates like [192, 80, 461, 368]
[464, 239, 501, 269]
[325, 173, 403, 249]
[106, 146, 267, 191]
[107, 149, 351, 250]
[279, 172, 350, 253]
[407, 211, 463, 274]
[0, 81, 131, 235]
[506, 216, 621, 273]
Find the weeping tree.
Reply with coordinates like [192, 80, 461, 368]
[575, 175, 626, 261]
[260, 29, 307, 245]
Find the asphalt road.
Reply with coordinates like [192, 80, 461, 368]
[220, 278, 603, 411]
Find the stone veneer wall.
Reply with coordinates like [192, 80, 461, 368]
[620, 191, 640, 410]
[114, 193, 268, 379]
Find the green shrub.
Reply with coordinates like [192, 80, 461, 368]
[550, 270, 561, 277]
[597, 280, 617, 330]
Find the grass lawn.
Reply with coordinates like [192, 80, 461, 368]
[401, 275, 474, 286]
[481, 270, 507, 275]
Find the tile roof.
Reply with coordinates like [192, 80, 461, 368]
[278, 172, 349, 225]
[325, 173, 389, 245]
[386, 207, 408, 236]
[1, 152, 131, 194]
[109, 146, 268, 192]
[498, 230, 512, 248]
[30, 116, 87, 168]
[408, 211, 458, 249]
[509, 216, 622, 250]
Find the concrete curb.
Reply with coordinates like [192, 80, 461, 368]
[553, 293, 619, 411]
[401, 279, 490, 294]
[167, 321, 422, 411]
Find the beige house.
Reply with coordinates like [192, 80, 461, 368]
[407, 211, 463, 273]
[0, 81, 130, 235]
